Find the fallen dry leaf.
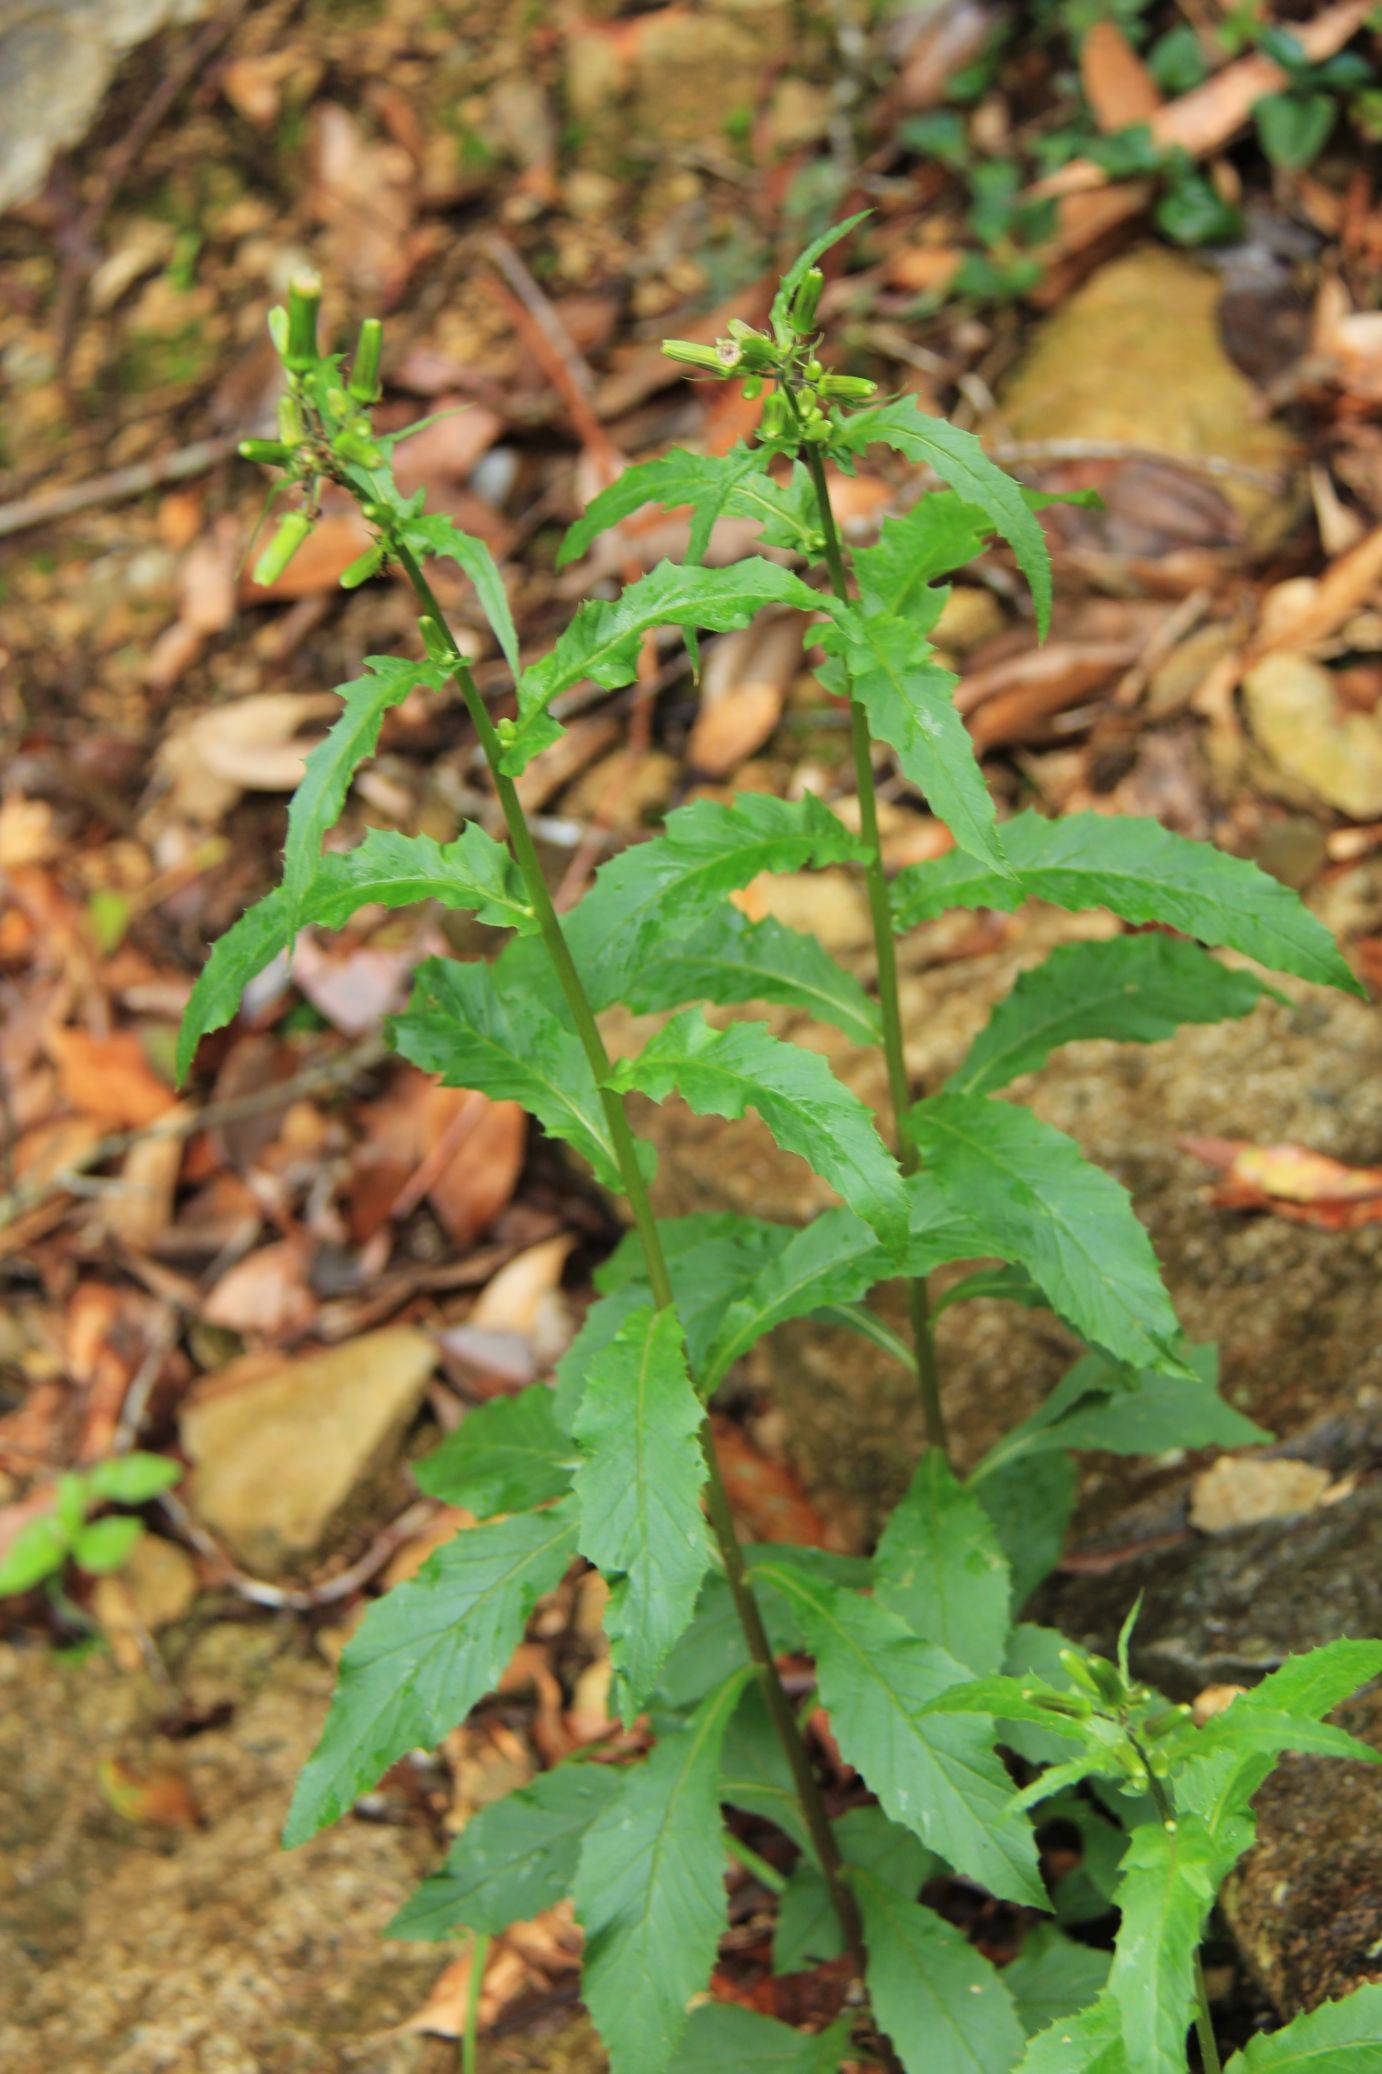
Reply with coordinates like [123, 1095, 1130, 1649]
[402, 1903, 582, 2038]
[102, 1119, 186, 1250]
[1184, 1136, 1382, 1228]
[97, 1755, 201, 1830]
[468, 1234, 574, 1339]
[1080, 20, 1161, 133]
[47, 1026, 175, 1130]
[353, 1076, 526, 1248]
[158, 691, 339, 822]
[309, 101, 420, 305]
[203, 1240, 316, 1340]
[0, 794, 58, 870]
[1189, 1456, 1333, 1533]
[689, 614, 804, 776]
[710, 1416, 843, 1550]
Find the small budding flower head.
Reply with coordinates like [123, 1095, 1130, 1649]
[253, 510, 312, 587]
[347, 316, 384, 404]
[283, 272, 323, 373]
[661, 339, 731, 375]
[789, 265, 824, 334]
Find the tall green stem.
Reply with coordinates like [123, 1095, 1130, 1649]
[1141, 1759, 1223, 2074]
[798, 443, 948, 1457]
[393, 541, 866, 1977]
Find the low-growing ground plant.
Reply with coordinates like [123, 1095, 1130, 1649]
[0, 1451, 181, 1602]
[180, 224, 1382, 2071]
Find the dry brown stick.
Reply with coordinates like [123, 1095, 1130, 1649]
[0, 436, 238, 541]
[158, 1488, 437, 1609]
[0, 1034, 387, 1231]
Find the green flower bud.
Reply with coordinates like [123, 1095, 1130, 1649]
[252, 510, 312, 587]
[283, 274, 322, 372]
[789, 267, 824, 334]
[741, 374, 764, 400]
[277, 393, 304, 445]
[495, 716, 517, 745]
[418, 614, 454, 665]
[347, 317, 384, 403]
[818, 374, 878, 400]
[803, 418, 832, 444]
[267, 306, 290, 359]
[804, 357, 824, 381]
[660, 339, 730, 375]
[238, 438, 294, 467]
[332, 424, 384, 469]
[339, 543, 386, 589]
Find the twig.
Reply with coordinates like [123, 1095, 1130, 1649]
[988, 438, 1287, 491]
[0, 1035, 387, 1231]
[0, 436, 238, 541]
[158, 1488, 437, 1609]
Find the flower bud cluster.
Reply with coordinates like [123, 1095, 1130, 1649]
[242, 276, 393, 590]
[660, 265, 878, 459]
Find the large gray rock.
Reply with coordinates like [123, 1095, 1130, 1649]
[0, 1, 208, 214]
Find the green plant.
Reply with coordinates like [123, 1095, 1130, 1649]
[0, 1452, 181, 1597]
[180, 228, 1382, 2071]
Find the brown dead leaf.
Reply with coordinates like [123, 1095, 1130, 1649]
[97, 1755, 201, 1829]
[203, 1239, 315, 1339]
[1189, 1456, 1332, 1533]
[291, 934, 415, 1036]
[309, 102, 420, 305]
[158, 691, 339, 822]
[690, 615, 804, 776]
[961, 640, 1138, 750]
[1184, 1135, 1382, 1228]
[102, 1118, 186, 1250]
[1252, 527, 1382, 662]
[1080, 21, 1161, 132]
[0, 795, 57, 869]
[48, 1027, 175, 1130]
[887, 245, 963, 296]
[402, 1902, 581, 2038]
[146, 516, 239, 691]
[710, 1416, 844, 1550]
[354, 1076, 526, 1248]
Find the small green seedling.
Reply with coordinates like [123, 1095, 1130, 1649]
[177, 226, 1382, 2071]
[0, 1452, 181, 1597]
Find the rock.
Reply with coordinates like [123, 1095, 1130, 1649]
[624, 891, 1382, 1542]
[989, 248, 1296, 543]
[1220, 1684, 1382, 2016]
[1243, 652, 1382, 821]
[0, 1, 209, 214]
[180, 1326, 437, 1577]
[564, 0, 796, 167]
[91, 1532, 197, 1650]
[1189, 1455, 1332, 1533]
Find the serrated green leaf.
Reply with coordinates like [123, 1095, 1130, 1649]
[769, 210, 871, 335]
[676, 2003, 852, 2073]
[972, 1452, 1075, 1607]
[836, 398, 1052, 635]
[819, 604, 1006, 871]
[855, 1863, 1026, 2074]
[1016, 1992, 1130, 2072]
[1225, 1985, 1382, 2071]
[506, 561, 827, 772]
[390, 951, 633, 1191]
[402, 511, 521, 676]
[413, 1385, 572, 1517]
[1107, 1813, 1219, 2073]
[558, 444, 816, 569]
[853, 492, 999, 622]
[949, 936, 1271, 1097]
[873, 1449, 1011, 1674]
[930, 1263, 1046, 1317]
[572, 1304, 714, 1713]
[627, 907, 882, 1044]
[911, 1674, 1097, 1745]
[86, 1452, 181, 1504]
[749, 1557, 1044, 1906]
[176, 822, 530, 1083]
[1191, 1708, 1380, 1770]
[976, 1343, 1270, 1475]
[908, 1092, 1184, 1373]
[565, 788, 866, 1010]
[894, 809, 1361, 996]
[1004, 1924, 1112, 2038]
[1176, 1640, 1382, 1845]
[573, 1669, 750, 2074]
[282, 656, 437, 921]
[775, 1804, 935, 1975]
[609, 1010, 906, 1251]
[283, 1499, 578, 1846]
[718, 1679, 813, 1852]
[304, 825, 536, 934]
[656, 1547, 873, 1715]
[386, 1760, 619, 1940]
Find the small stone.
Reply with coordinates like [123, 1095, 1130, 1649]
[1190, 1457, 1332, 1534]
[1243, 651, 1382, 821]
[91, 1533, 196, 1639]
[180, 1326, 437, 1577]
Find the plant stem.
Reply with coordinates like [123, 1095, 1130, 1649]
[393, 541, 866, 1977]
[798, 441, 948, 1457]
[463, 1930, 489, 2074]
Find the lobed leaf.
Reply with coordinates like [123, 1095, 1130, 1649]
[1004, 1924, 1113, 2040]
[505, 560, 827, 772]
[873, 1449, 1011, 1675]
[749, 1555, 1045, 1907]
[573, 1669, 750, 2074]
[1224, 1985, 1382, 2071]
[949, 935, 1272, 1097]
[608, 1009, 907, 1252]
[386, 1759, 619, 1940]
[852, 491, 1001, 622]
[402, 510, 521, 676]
[564, 787, 866, 1010]
[835, 396, 1053, 635]
[893, 809, 1362, 996]
[571, 1304, 714, 1714]
[390, 950, 635, 1191]
[557, 444, 816, 569]
[626, 906, 882, 1045]
[972, 1453, 1076, 1608]
[856, 1864, 1026, 2074]
[1016, 1993, 1130, 2073]
[819, 602, 1007, 871]
[1107, 1814, 1220, 2073]
[413, 1384, 573, 1517]
[908, 1092, 1185, 1373]
[769, 209, 871, 335]
[284, 1499, 578, 1846]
